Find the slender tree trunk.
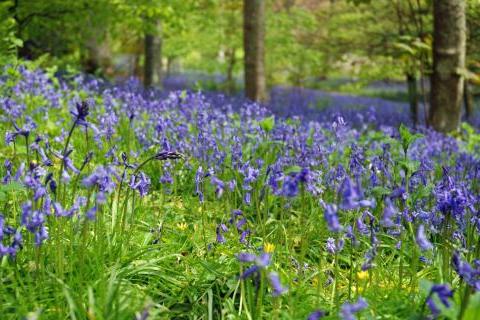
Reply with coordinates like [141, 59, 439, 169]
[155, 23, 163, 88]
[83, 36, 101, 75]
[144, 32, 155, 88]
[243, 0, 267, 102]
[133, 52, 142, 79]
[429, 0, 466, 132]
[407, 73, 419, 126]
[166, 56, 173, 77]
[464, 80, 473, 121]
[226, 48, 237, 93]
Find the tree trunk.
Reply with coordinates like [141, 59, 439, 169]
[155, 25, 163, 88]
[243, 0, 267, 102]
[166, 56, 173, 77]
[407, 73, 419, 127]
[429, 0, 466, 132]
[144, 32, 155, 88]
[464, 80, 473, 121]
[83, 36, 101, 75]
[226, 48, 237, 93]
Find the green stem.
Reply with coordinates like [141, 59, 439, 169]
[256, 270, 265, 320]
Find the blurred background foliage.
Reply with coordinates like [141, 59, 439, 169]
[0, 0, 479, 95]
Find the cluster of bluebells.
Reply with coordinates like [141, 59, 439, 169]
[0, 214, 22, 257]
[0, 67, 479, 318]
[306, 297, 368, 320]
[452, 252, 480, 291]
[425, 284, 453, 317]
[339, 297, 368, 320]
[237, 252, 288, 297]
[215, 209, 251, 245]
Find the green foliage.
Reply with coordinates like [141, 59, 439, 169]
[1, 0, 477, 97]
[259, 115, 275, 133]
[399, 123, 423, 154]
[461, 123, 480, 155]
[0, 1, 22, 65]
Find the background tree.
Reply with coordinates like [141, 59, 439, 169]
[429, 0, 467, 132]
[464, 1, 480, 121]
[243, 0, 267, 102]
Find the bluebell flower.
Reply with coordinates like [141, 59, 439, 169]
[0, 215, 23, 257]
[307, 310, 325, 320]
[70, 100, 90, 127]
[21, 201, 48, 246]
[5, 120, 35, 145]
[356, 216, 369, 235]
[2, 160, 12, 184]
[216, 223, 228, 244]
[326, 238, 344, 254]
[154, 150, 183, 161]
[381, 198, 396, 228]
[340, 177, 374, 210]
[237, 251, 288, 296]
[339, 297, 368, 320]
[416, 224, 433, 251]
[452, 252, 480, 291]
[345, 225, 359, 247]
[228, 179, 236, 191]
[244, 192, 251, 205]
[323, 203, 342, 232]
[237, 252, 256, 263]
[86, 206, 97, 220]
[390, 186, 406, 200]
[361, 247, 377, 271]
[268, 272, 288, 296]
[239, 229, 250, 243]
[210, 176, 225, 198]
[52, 149, 80, 175]
[135, 308, 149, 320]
[129, 172, 151, 197]
[282, 175, 299, 197]
[426, 284, 453, 317]
[14, 163, 25, 182]
[228, 209, 243, 224]
[195, 166, 204, 202]
[83, 165, 118, 194]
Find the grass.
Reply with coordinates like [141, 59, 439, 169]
[0, 66, 479, 319]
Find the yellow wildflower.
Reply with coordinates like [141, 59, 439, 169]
[264, 242, 275, 253]
[357, 270, 369, 280]
[177, 222, 188, 231]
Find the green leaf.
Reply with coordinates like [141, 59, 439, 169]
[399, 124, 423, 152]
[463, 292, 480, 320]
[371, 186, 391, 198]
[180, 90, 187, 99]
[0, 182, 26, 193]
[419, 279, 434, 298]
[412, 40, 431, 52]
[393, 42, 415, 55]
[306, 127, 314, 147]
[398, 159, 420, 174]
[284, 165, 302, 175]
[259, 116, 275, 133]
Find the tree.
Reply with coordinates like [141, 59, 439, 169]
[243, 0, 267, 102]
[464, 1, 480, 121]
[429, 0, 467, 132]
[144, 21, 155, 87]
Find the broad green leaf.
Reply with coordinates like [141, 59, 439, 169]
[0, 182, 26, 193]
[259, 116, 275, 133]
[284, 165, 302, 175]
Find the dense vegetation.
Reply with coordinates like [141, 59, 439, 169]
[0, 65, 479, 319]
[1, 0, 480, 319]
